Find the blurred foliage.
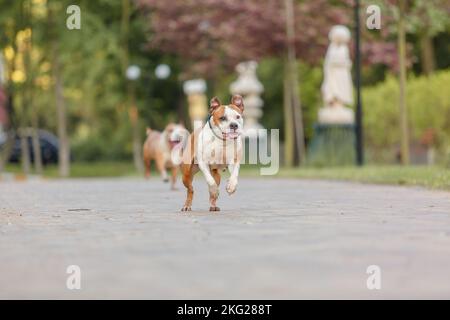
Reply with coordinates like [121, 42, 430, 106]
[362, 0, 450, 75]
[139, 0, 352, 77]
[269, 165, 450, 191]
[0, 0, 449, 165]
[363, 70, 450, 162]
[5, 161, 137, 177]
[0, 0, 184, 162]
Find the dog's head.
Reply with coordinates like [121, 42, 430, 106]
[209, 95, 244, 140]
[164, 123, 189, 149]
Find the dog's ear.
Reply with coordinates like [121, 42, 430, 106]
[209, 97, 221, 115]
[231, 94, 244, 113]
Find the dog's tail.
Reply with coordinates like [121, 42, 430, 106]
[170, 128, 190, 166]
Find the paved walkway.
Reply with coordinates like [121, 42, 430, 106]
[1, 177, 449, 299]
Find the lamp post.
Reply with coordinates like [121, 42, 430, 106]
[354, 0, 364, 166]
[126, 64, 144, 173]
[144, 64, 171, 130]
[183, 79, 208, 129]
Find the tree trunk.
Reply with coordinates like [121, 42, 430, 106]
[0, 93, 15, 175]
[19, 128, 31, 175]
[53, 60, 70, 177]
[120, 0, 130, 74]
[0, 130, 14, 173]
[398, 0, 410, 165]
[31, 118, 43, 174]
[19, 68, 31, 176]
[27, 0, 42, 174]
[49, 3, 70, 177]
[284, 0, 306, 166]
[0, 6, 18, 175]
[17, 0, 32, 176]
[419, 32, 435, 76]
[19, 85, 31, 176]
[290, 63, 306, 165]
[129, 82, 144, 173]
[121, 0, 144, 174]
[283, 62, 294, 167]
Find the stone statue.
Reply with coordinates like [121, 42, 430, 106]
[229, 61, 264, 137]
[319, 25, 354, 124]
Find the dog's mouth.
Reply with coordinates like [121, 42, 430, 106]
[169, 139, 181, 148]
[223, 131, 241, 140]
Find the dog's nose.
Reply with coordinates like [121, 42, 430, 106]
[230, 123, 238, 130]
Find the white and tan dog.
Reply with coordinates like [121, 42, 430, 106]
[180, 95, 244, 212]
[143, 123, 189, 190]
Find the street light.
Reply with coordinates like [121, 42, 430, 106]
[126, 65, 141, 81]
[155, 64, 171, 80]
[145, 64, 171, 128]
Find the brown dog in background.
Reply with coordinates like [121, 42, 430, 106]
[143, 123, 189, 190]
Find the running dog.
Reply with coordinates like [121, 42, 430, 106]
[143, 123, 189, 190]
[180, 95, 244, 212]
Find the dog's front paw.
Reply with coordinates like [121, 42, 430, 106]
[181, 206, 191, 212]
[226, 178, 238, 195]
[208, 183, 219, 198]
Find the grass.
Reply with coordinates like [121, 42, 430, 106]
[3, 161, 137, 178]
[242, 165, 450, 191]
[3, 162, 450, 191]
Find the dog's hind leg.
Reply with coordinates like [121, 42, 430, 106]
[181, 164, 194, 211]
[209, 169, 221, 212]
[170, 166, 178, 190]
[155, 153, 169, 182]
[144, 159, 151, 179]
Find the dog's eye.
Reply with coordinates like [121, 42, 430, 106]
[219, 116, 227, 121]
[236, 115, 241, 119]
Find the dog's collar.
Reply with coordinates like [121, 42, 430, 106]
[207, 116, 228, 141]
[207, 115, 239, 164]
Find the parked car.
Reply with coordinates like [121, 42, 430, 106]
[1, 129, 60, 165]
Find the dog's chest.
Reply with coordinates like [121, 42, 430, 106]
[200, 134, 241, 165]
